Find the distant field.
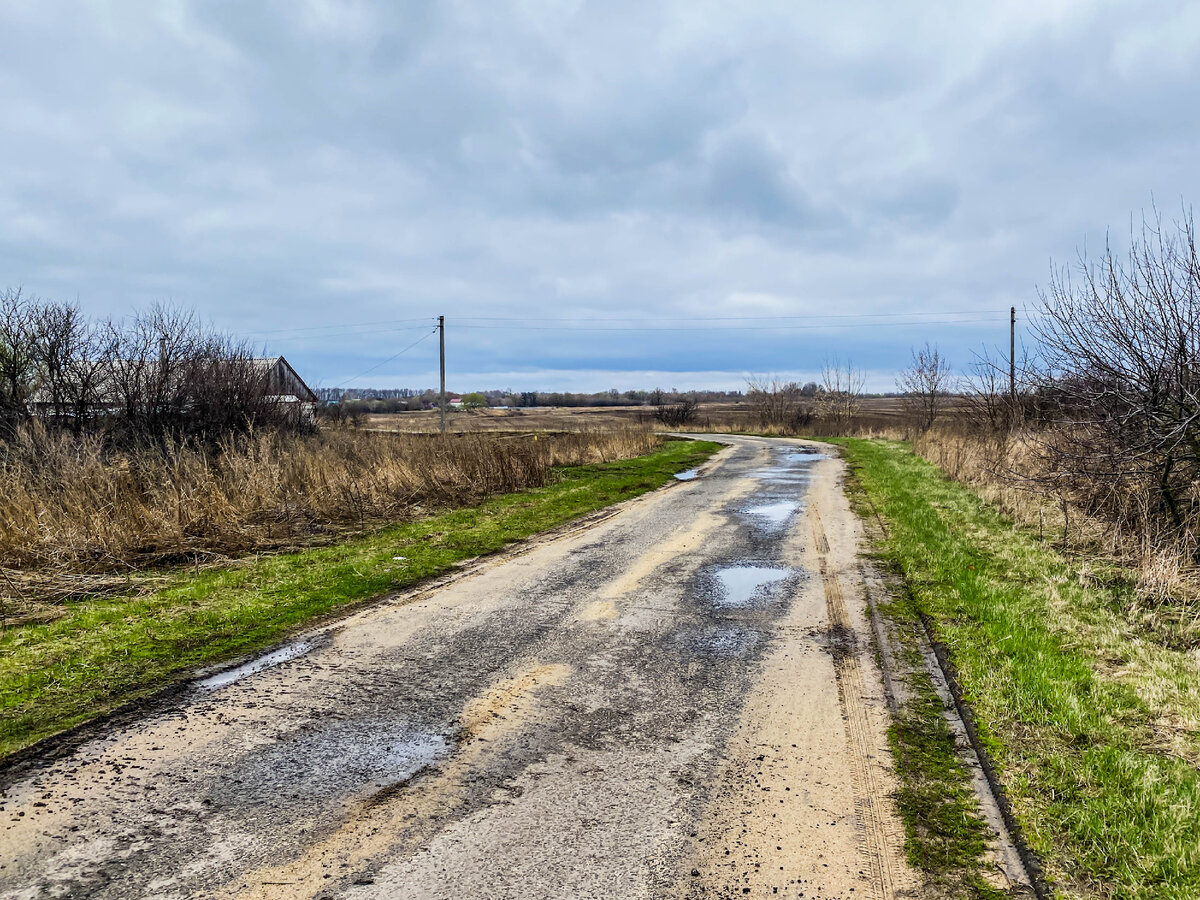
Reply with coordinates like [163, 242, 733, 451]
[365, 405, 657, 432]
[365, 397, 915, 434]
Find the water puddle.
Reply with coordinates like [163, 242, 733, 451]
[783, 450, 828, 463]
[197, 639, 317, 690]
[749, 446, 829, 485]
[742, 499, 801, 527]
[751, 467, 813, 484]
[674, 468, 700, 481]
[223, 719, 450, 805]
[712, 565, 791, 607]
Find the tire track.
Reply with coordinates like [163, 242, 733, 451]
[810, 505, 901, 900]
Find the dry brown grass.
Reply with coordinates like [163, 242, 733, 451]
[911, 425, 1200, 646]
[0, 423, 657, 610]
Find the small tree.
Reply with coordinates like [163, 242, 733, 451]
[0, 288, 39, 436]
[897, 343, 952, 431]
[746, 378, 813, 431]
[816, 358, 865, 432]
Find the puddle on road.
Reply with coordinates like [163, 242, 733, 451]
[224, 719, 450, 806]
[197, 639, 317, 690]
[674, 468, 700, 481]
[712, 565, 791, 607]
[749, 446, 829, 485]
[742, 499, 801, 528]
[783, 450, 828, 463]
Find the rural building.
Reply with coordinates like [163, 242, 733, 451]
[256, 356, 319, 422]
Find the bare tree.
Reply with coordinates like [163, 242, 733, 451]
[962, 343, 1038, 433]
[0, 293, 302, 449]
[1032, 207, 1200, 539]
[746, 377, 814, 431]
[816, 358, 865, 432]
[0, 288, 39, 436]
[897, 343, 952, 432]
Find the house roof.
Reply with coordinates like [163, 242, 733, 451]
[254, 356, 318, 403]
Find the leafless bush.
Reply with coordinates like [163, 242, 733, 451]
[0, 292, 298, 447]
[746, 378, 814, 432]
[897, 343, 952, 432]
[653, 397, 700, 427]
[1032, 209, 1200, 544]
[816, 359, 864, 433]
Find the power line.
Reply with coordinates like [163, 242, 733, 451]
[252, 317, 435, 336]
[451, 316, 1008, 333]
[455, 309, 1023, 323]
[328, 327, 439, 390]
[248, 308, 1047, 338]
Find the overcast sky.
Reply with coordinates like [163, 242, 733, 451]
[2, 1, 1199, 392]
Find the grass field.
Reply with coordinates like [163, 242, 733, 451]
[0, 438, 720, 760]
[835, 438, 1200, 899]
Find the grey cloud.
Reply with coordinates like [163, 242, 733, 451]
[2, 1, 1200, 390]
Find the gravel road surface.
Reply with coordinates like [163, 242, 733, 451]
[0, 436, 916, 899]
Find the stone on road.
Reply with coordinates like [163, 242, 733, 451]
[0, 436, 916, 899]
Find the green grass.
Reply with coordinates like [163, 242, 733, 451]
[0, 438, 720, 759]
[832, 438, 1200, 900]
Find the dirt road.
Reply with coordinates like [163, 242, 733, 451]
[0, 436, 916, 899]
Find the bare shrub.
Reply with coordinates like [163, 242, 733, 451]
[1033, 209, 1200, 545]
[746, 378, 814, 432]
[816, 359, 865, 434]
[653, 397, 700, 427]
[897, 343, 952, 432]
[0, 293, 298, 447]
[0, 288, 39, 437]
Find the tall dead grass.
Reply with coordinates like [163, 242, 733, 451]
[912, 425, 1200, 644]
[0, 424, 657, 605]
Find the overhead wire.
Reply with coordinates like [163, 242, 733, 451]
[328, 326, 439, 390]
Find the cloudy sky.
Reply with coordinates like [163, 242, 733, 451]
[2, 1, 1198, 392]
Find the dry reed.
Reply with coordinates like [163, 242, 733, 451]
[0, 424, 657, 606]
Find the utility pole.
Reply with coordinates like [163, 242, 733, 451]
[1009, 305, 1017, 421]
[438, 315, 446, 435]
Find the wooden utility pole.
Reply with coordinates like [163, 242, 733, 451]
[1009, 305, 1017, 419]
[438, 315, 446, 435]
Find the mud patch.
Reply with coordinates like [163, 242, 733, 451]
[677, 626, 761, 657]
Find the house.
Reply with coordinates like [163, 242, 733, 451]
[448, 396, 464, 408]
[255, 357, 319, 422]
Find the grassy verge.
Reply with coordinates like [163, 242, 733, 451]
[0, 438, 720, 759]
[832, 438, 1200, 900]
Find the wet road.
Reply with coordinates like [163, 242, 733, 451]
[0, 436, 914, 899]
